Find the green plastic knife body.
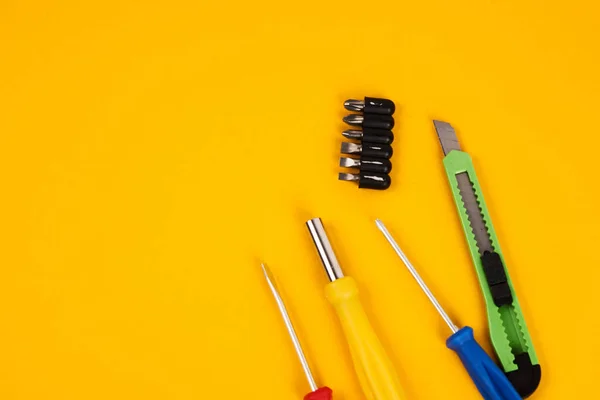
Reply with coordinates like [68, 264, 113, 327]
[433, 120, 541, 398]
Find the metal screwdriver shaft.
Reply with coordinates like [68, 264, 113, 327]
[375, 220, 458, 333]
[261, 263, 318, 391]
[261, 264, 334, 400]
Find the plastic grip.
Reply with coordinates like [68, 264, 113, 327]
[362, 114, 395, 130]
[358, 172, 391, 190]
[361, 143, 393, 159]
[363, 97, 396, 115]
[362, 128, 395, 145]
[304, 387, 333, 400]
[325, 277, 407, 400]
[446, 327, 521, 400]
[360, 156, 392, 174]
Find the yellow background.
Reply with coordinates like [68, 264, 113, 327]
[1, 0, 599, 399]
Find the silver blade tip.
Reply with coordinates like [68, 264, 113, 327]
[339, 157, 357, 167]
[433, 120, 452, 129]
[433, 120, 460, 155]
[340, 142, 359, 153]
[339, 173, 359, 181]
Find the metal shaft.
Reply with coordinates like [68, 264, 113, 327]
[306, 218, 344, 281]
[261, 264, 318, 391]
[375, 220, 459, 333]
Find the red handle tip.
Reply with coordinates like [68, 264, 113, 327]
[304, 386, 333, 400]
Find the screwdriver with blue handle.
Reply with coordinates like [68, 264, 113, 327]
[375, 220, 521, 400]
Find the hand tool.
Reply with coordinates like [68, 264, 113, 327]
[433, 120, 541, 397]
[343, 114, 395, 130]
[340, 156, 392, 174]
[375, 220, 521, 400]
[261, 263, 333, 400]
[344, 97, 396, 115]
[342, 129, 394, 145]
[306, 218, 406, 400]
[338, 172, 391, 190]
[341, 142, 393, 160]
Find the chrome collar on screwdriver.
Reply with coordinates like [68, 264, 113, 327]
[306, 218, 344, 282]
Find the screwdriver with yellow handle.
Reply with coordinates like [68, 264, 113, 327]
[306, 218, 407, 400]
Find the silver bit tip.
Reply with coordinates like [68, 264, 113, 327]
[433, 120, 461, 156]
[338, 172, 359, 182]
[343, 114, 364, 126]
[343, 99, 365, 112]
[339, 157, 360, 168]
[342, 129, 363, 139]
[340, 142, 361, 154]
[261, 263, 275, 285]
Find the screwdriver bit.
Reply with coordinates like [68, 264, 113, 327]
[341, 142, 393, 159]
[344, 97, 395, 115]
[343, 114, 394, 130]
[342, 128, 394, 145]
[339, 172, 391, 190]
[340, 156, 392, 174]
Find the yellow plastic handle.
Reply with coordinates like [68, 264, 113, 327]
[325, 277, 407, 400]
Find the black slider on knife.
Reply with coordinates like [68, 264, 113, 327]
[340, 156, 392, 174]
[344, 97, 395, 115]
[343, 114, 394, 130]
[342, 128, 394, 145]
[338, 172, 391, 190]
[341, 142, 393, 159]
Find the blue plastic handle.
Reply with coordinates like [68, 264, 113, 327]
[446, 327, 521, 400]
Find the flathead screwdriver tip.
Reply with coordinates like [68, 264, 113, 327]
[340, 142, 361, 154]
[341, 141, 393, 159]
[339, 172, 359, 182]
[341, 156, 392, 174]
[339, 172, 391, 190]
[339, 157, 359, 168]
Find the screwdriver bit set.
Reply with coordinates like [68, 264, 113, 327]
[338, 97, 396, 190]
[259, 104, 542, 400]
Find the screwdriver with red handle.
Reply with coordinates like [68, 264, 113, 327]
[261, 263, 333, 400]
